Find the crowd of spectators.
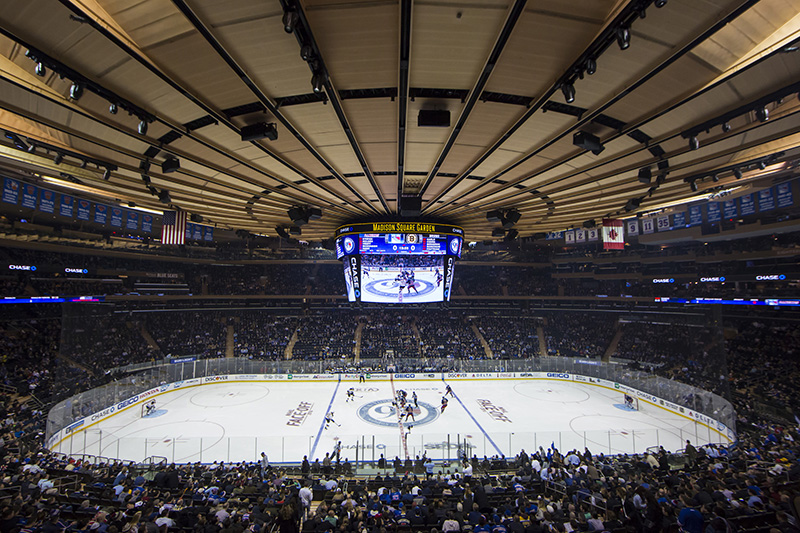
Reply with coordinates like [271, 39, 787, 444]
[232, 314, 297, 359]
[416, 312, 485, 360]
[360, 313, 420, 359]
[544, 315, 616, 359]
[477, 317, 540, 359]
[145, 313, 227, 359]
[292, 314, 358, 360]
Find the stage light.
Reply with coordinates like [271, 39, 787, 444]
[35, 62, 46, 77]
[733, 168, 743, 179]
[158, 189, 171, 204]
[689, 136, 700, 150]
[585, 58, 596, 75]
[756, 106, 769, 122]
[102, 167, 111, 180]
[54, 152, 63, 165]
[561, 82, 575, 104]
[311, 72, 326, 94]
[655, 0, 667, 7]
[690, 181, 698, 192]
[69, 82, 83, 100]
[283, 10, 298, 33]
[138, 120, 148, 135]
[301, 44, 314, 62]
[721, 122, 731, 133]
[109, 103, 118, 114]
[616, 26, 630, 50]
[757, 160, 767, 170]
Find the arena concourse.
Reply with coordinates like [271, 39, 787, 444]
[2, 2, 800, 533]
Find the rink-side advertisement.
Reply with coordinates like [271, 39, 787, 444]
[49, 371, 734, 454]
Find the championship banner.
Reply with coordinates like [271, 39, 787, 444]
[192, 224, 202, 241]
[59, 194, 74, 218]
[142, 214, 153, 233]
[94, 204, 108, 224]
[757, 188, 775, 211]
[626, 219, 639, 236]
[707, 202, 721, 222]
[673, 212, 686, 228]
[21, 184, 37, 209]
[688, 204, 703, 226]
[76, 199, 91, 221]
[2, 178, 19, 204]
[110, 207, 123, 227]
[126, 211, 139, 230]
[722, 199, 737, 219]
[601, 219, 624, 250]
[740, 194, 755, 216]
[203, 226, 213, 241]
[776, 182, 793, 208]
[39, 189, 55, 213]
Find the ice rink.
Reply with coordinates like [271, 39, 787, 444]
[361, 268, 443, 303]
[51, 377, 728, 465]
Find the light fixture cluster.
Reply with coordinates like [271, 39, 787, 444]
[487, 209, 521, 239]
[281, 2, 329, 96]
[24, 48, 156, 136]
[683, 153, 783, 192]
[558, 0, 668, 104]
[287, 205, 323, 226]
[3, 130, 117, 180]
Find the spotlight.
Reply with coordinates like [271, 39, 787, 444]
[311, 72, 326, 94]
[616, 26, 630, 50]
[35, 62, 46, 77]
[638, 167, 652, 184]
[757, 160, 767, 170]
[301, 44, 314, 62]
[689, 136, 700, 150]
[654, 0, 667, 7]
[756, 106, 769, 123]
[721, 122, 731, 133]
[241, 122, 278, 142]
[161, 156, 180, 174]
[561, 82, 575, 104]
[69, 82, 84, 100]
[158, 189, 171, 204]
[733, 168, 743, 179]
[283, 10, 299, 33]
[638, 6, 647, 18]
[585, 58, 596, 75]
[102, 167, 111, 180]
[690, 181, 698, 192]
[138, 120, 148, 135]
[79, 159, 87, 169]
[109, 103, 118, 114]
[54, 152, 63, 165]
[712, 174, 719, 182]
[27, 143, 36, 153]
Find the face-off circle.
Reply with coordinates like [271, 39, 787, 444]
[357, 399, 439, 428]
[364, 278, 436, 298]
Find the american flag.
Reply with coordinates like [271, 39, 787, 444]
[161, 210, 186, 245]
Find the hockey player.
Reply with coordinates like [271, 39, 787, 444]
[144, 399, 157, 416]
[435, 268, 442, 287]
[412, 391, 418, 408]
[445, 384, 454, 397]
[624, 394, 635, 410]
[325, 411, 339, 429]
[404, 403, 415, 422]
[441, 397, 448, 413]
[346, 388, 355, 402]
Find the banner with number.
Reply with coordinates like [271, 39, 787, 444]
[656, 215, 670, 231]
[59, 194, 74, 218]
[642, 217, 655, 234]
[546, 231, 563, 241]
[587, 228, 598, 241]
[626, 219, 639, 236]
[2, 178, 20, 204]
[565, 231, 575, 244]
[758, 188, 775, 211]
[707, 202, 721, 223]
[575, 229, 586, 243]
[21, 184, 37, 209]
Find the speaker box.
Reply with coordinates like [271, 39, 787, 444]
[400, 196, 422, 216]
[418, 110, 450, 127]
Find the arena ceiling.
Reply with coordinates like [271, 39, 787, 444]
[0, 0, 800, 241]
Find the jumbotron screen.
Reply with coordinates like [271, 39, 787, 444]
[336, 222, 463, 304]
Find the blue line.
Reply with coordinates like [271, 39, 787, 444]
[442, 378, 503, 456]
[310, 376, 342, 459]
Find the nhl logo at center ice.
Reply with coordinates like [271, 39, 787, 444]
[357, 399, 439, 428]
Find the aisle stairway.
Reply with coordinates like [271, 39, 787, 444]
[471, 322, 494, 359]
[285, 327, 299, 359]
[353, 319, 364, 361]
[536, 324, 547, 356]
[603, 320, 624, 362]
[409, 319, 423, 356]
[226, 324, 235, 357]
[138, 323, 161, 354]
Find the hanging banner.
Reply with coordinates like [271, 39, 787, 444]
[707, 202, 721, 223]
[203, 226, 213, 242]
[757, 188, 775, 211]
[142, 214, 153, 233]
[110, 207, 123, 227]
[565, 230, 575, 244]
[192, 224, 202, 241]
[59, 194, 74, 218]
[39, 189, 56, 213]
[656, 214, 670, 231]
[740, 194, 755, 216]
[76, 199, 91, 221]
[575, 229, 586, 243]
[587, 228, 598, 241]
[2, 178, 20, 204]
[776, 182, 793, 208]
[185, 222, 194, 241]
[94, 204, 108, 224]
[673, 212, 686, 228]
[126, 211, 139, 230]
[642, 217, 655, 234]
[626, 219, 639, 236]
[546, 231, 563, 240]
[722, 199, 737, 219]
[21, 183, 37, 209]
[688, 204, 703, 226]
[601, 219, 624, 250]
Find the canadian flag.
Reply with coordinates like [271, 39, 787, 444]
[602, 219, 624, 250]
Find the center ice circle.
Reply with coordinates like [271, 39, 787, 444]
[364, 279, 436, 298]
[358, 399, 439, 428]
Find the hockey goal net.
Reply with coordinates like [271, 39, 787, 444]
[141, 402, 156, 417]
[623, 394, 640, 411]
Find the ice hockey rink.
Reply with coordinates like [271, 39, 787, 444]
[361, 268, 444, 303]
[50, 376, 730, 465]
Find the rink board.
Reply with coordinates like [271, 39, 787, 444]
[48, 372, 733, 464]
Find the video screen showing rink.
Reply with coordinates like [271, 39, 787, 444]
[49, 373, 733, 465]
[361, 255, 444, 303]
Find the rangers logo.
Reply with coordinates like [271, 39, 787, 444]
[358, 399, 439, 428]
[449, 238, 461, 254]
[343, 237, 355, 253]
